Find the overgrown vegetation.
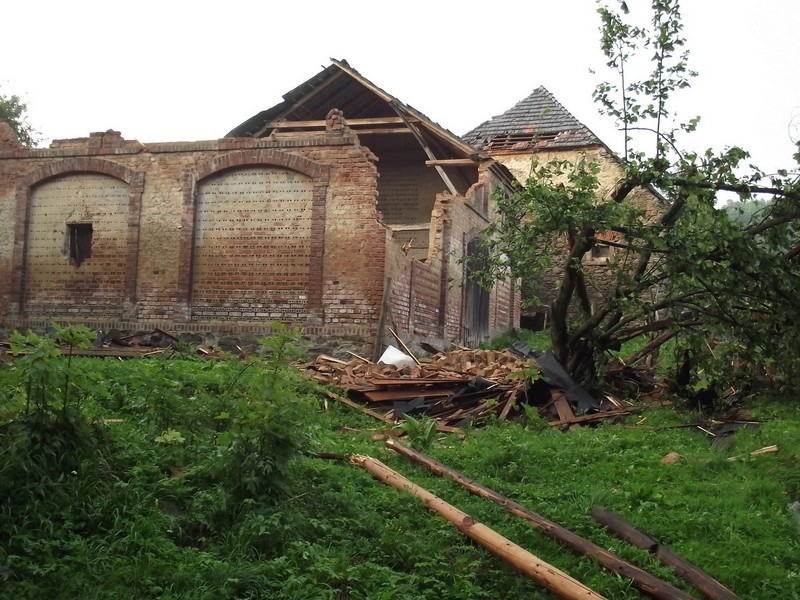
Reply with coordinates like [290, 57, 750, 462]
[1, 327, 798, 598]
[476, 0, 800, 390]
[2, 3, 799, 597]
[0, 87, 38, 147]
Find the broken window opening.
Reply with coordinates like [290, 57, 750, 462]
[590, 243, 612, 262]
[464, 237, 491, 345]
[67, 223, 93, 266]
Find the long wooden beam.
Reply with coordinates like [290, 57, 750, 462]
[425, 159, 478, 167]
[386, 439, 695, 600]
[266, 116, 413, 129]
[347, 128, 412, 136]
[352, 455, 606, 600]
[591, 507, 741, 600]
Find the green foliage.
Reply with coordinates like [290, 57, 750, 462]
[474, 0, 800, 390]
[1, 339, 799, 598]
[396, 414, 439, 451]
[0, 87, 39, 147]
[482, 328, 552, 352]
[0, 327, 323, 597]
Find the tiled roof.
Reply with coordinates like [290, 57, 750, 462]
[463, 86, 603, 152]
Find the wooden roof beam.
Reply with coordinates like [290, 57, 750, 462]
[425, 159, 479, 167]
[252, 69, 345, 138]
[388, 101, 458, 195]
[265, 117, 412, 129]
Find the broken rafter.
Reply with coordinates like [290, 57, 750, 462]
[425, 159, 478, 167]
[388, 100, 458, 195]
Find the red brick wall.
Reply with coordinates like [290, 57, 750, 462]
[0, 133, 384, 345]
[24, 173, 130, 318]
[0, 132, 518, 353]
[381, 167, 519, 352]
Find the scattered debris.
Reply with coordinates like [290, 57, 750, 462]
[726, 445, 779, 462]
[661, 452, 683, 465]
[308, 344, 641, 431]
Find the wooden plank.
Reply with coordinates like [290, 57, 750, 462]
[325, 390, 395, 424]
[386, 440, 694, 600]
[349, 128, 413, 135]
[352, 455, 607, 600]
[548, 406, 642, 428]
[552, 391, 577, 422]
[388, 224, 431, 232]
[362, 389, 454, 402]
[366, 377, 467, 385]
[552, 390, 580, 431]
[498, 397, 516, 421]
[591, 507, 741, 600]
[266, 116, 409, 128]
[425, 159, 478, 167]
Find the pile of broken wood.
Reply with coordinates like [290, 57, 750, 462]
[307, 344, 642, 431]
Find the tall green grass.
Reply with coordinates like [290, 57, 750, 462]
[1, 328, 798, 598]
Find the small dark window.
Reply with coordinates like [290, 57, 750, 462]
[68, 223, 93, 266]
[591, 244, 612, 261]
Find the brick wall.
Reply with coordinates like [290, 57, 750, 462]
[382, 166, 518, 352]
[24, 174, 129, 318]
[0, 132, 385, 348]
[1, 129, 518, 354]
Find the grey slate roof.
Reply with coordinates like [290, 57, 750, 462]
[463, 86, 603, 152]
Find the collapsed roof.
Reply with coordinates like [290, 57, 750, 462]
[227, 59, 516, 194]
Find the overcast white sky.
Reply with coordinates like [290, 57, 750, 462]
[3, 1, 798, 175]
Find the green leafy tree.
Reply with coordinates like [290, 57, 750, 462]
[0, 87, 38, 147]
[478, 0, 800, 388]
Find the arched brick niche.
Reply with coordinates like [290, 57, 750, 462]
[178, 149, 329, 322]
[11, 158, 144, 318]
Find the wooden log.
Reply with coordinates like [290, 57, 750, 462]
[386, 439, 694, 600]
[591, 507, 741, 600]
[351, 455, 606, 600]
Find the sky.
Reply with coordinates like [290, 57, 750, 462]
[2, 1, 799, 176]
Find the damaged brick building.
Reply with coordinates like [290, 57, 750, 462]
[463, 86, 665, 328]
[0, 60, 519, 355]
